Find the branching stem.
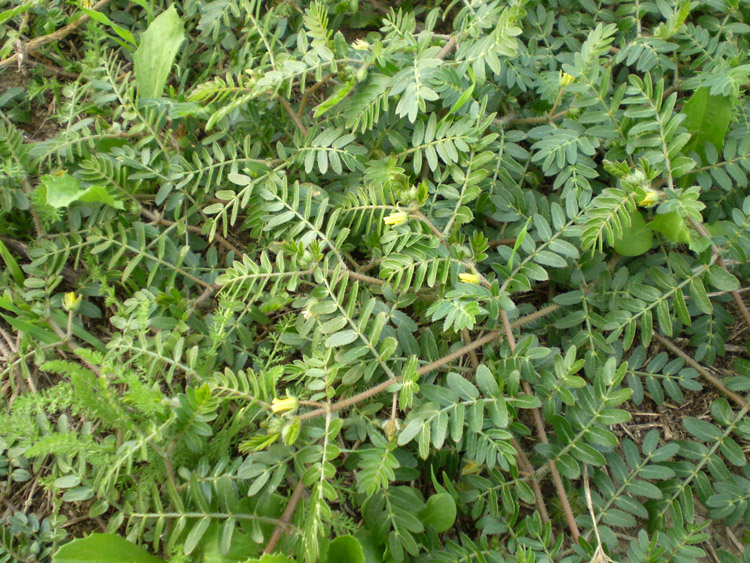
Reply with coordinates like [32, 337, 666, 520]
[298, 304, 560, 421]
[688, 217, 750, 331]
[263, 479, 306, 554]
[654, 334, 747, 409]
[501, 310, 580, 543]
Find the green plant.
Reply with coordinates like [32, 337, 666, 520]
[2, 0, 750, 561]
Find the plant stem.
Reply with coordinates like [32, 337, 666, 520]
[436, 36, 457, 60]
[688, 217, 750, 331]
[298, 304, 560, 421]
[279, 96, 308, 136]
[653, 333, 747, 409]
[141, 209, 244, 256]
[263, 478, 306, 554]
[501, 310, 580, 544]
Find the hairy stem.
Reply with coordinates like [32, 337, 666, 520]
[298, 304, 560, 421]
[501, 310, 580, 543]
[654, 333, 747, 409]
[263, 479, 306, 554]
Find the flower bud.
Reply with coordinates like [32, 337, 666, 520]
[560, 72, 575, 87]
[383, 418, 400, 441]
[62, 292, 82, 312]
[282, 417, 301, 445]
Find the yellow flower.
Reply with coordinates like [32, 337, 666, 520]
[352, 39, 370, 51]
[637, 189, 661, 207]
[459, 272, 480, 284]
[62, 292, 82, 312]
[271, 396, 298, 414]
[383, 211, 409, 226]
[560, 72, 575, 87]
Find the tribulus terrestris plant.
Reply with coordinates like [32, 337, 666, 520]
[2, 0, 750, 562]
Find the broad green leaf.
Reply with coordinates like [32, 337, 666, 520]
[513, 394, 542, 409]
[327, 535, 365, 563]
[625, 479, 662, 499]
[650, 212, 689, 244]
[43, 174, 124, 210]
[246, 556, 295, 563]
[720, 437, 747, 466]
[0, 313, 60, 345]
[134, 5, 186, 99]
[601, 508, 637, 528]
[419, 493, 457, 533]
[681, 87, 732, 158]
[443, 66, 476, 120]
[475, 364, 499, 396]
[555, 453, 580, 479]
[446, 372, 479, 400]
[398, 418, 423, 446]
[184, 517, 211, 555]
[571, 443, 606, 466]
[53, 534, 164, 563]
[613, 210, 653, 256]
[78, 186, 124, 209]
[689, 278, 713, 315]
[44, 173, 83, 208]
[54, 475, 81, 488]
[354, 529, 384, 563]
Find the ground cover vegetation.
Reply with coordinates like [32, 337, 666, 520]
[1, 0, 750, 561]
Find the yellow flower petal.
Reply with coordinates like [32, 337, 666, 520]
[271, 396, 298, 414]
[352, 39, 370, 51]
[637, 190, 660, 207]
[383, 211, 409, 226]
[459, 273, 480, 284]
[62, 292, 82, 312]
